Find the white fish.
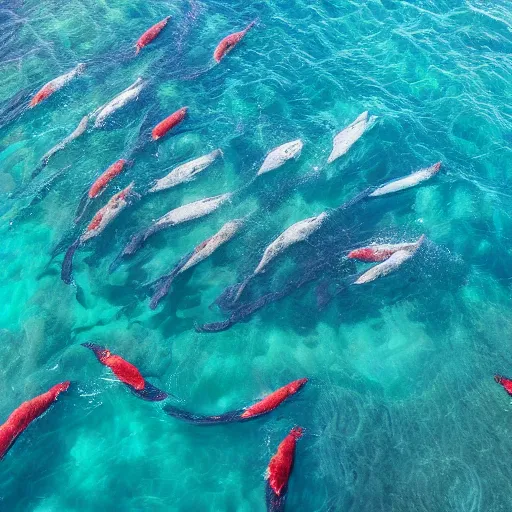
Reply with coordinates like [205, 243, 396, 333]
[348, 235, 425, 262]
[117, 193, 233, 262]
[254, 213, 328, 274]
[232, 212, 327, 302]
[93, 78, 145, 128]
[149, 219, 243, 309]
[353, 237, 424, 285]
[180, 219, 243, 273]
[29, 63, 86, 108]
[149, 149, 223, 193]
[369, 162, 442, 197]
[327, 111, 377, 164]
[154, 193, 232, 229]
[41, 115, 88, 166]
[81, 184, 135, 243]
[257, 139, 303, 176]
[62, 184, 136, 284]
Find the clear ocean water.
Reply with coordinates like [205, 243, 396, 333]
[1, 0, 512, 510]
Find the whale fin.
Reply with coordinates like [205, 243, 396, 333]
[61, 238, 81, 284]
[74, 191, 91, 224]
[132, 380, 168, 401]
[163, 405, 242, 424]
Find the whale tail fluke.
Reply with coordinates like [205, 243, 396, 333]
[61, 238, 81, 284]
[133, 381, 168, 402]
[163, 404, 242, 424]
[74, 191, 91, 224]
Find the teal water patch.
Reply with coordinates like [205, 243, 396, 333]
[1, 0, 512, 510]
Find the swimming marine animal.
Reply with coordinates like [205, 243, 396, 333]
[82, 343, 167, 401]
[353, 235, 425, 285]
[163, 378, 307, 424]
[495, 375, 512, 396]
[368, 162, 442, 197]
[213, 20, 256, 63]
[348, 235, 425, 262]
[327, 111, 377, 164]
[111, 193, 232, 269]
[93, 78, 145, 128]
[29, 63, 85, 108]
[149, 219, 243, 309]
[233, 212, 328, 302]
[33, 115, 88, 177]
[266, 427, 303, 512]
[257, 140, 303, 176]
[74, 159, 129, 223]
[62, 184, 137, 284]
[148, 149, 222, 193]
[135, 16, 171, 54]
[0, 382, 69, 459]
[151, 106, 187, 140]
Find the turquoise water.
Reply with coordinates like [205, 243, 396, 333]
[1, 0, 512, 510]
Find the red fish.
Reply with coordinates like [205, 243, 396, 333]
[0, 382, 70, 459]
[266, 427, 303, 511]
[164, 378, 307, 424]
[348, 236, 425, 263]
[135, 16, 171, 55]
[82, 343, 168, 401]
[495, 375, 512, 395]
[30, 85, 55, 108]
[88, 159, 128, 199]
[213, 20, 256, 63]
[152, 106, 188, 140]
[241, 378, 307, 419]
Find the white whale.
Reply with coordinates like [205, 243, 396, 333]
[233, 212, 327, 302]
[257, 139, 303, 176]
[369, 162, 441, 197]
[149, 149, 223, 193]
[327, 111, 377, 164]
[42, 115, 88, 166]
[93, 77, 145, 128]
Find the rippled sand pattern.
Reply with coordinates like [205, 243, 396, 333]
[1, 0, 512, 510]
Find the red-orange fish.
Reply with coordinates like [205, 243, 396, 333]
[266, 427, 303, 511]
[136, 16, 171, 55]
[0, 382, 70, 459]
[82, 343, 168, 401]
[163, 378, 307, 424]
[213, 20, 256, 63]
[495, 375, 512, 396]
[88, 159, 128, 199]
[152, 107, 187, 140]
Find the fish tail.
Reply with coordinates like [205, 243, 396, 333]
[61, 238, 81, 284]
[494, 375, 503, 384]
[132, 380, 168, 401]
[265, 482, 286, 512]
[194, 318, 234, 333]
[74, 191, 91, 224]
[163, 405, 242, 424]
[245, 18, 258, 32]
[149, 274, 174, 310]
[109, 227, 153, 273]
[337, 187, 372, 210]
[31, 162, 45, 179]
[232, 276, 253, 304]
[81, 342, 106, 360]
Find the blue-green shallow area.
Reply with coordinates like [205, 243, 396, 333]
[1, 0, 512, 510]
